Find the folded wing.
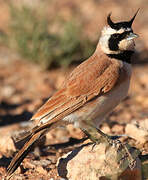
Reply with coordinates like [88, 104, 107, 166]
[31, 55, 120, 132]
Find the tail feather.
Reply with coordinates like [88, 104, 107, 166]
[6, 130, 45, 179]
[13, 130, 33, 143]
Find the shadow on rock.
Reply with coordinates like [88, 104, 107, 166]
[0, 156, 11, 167]
[57, 143, 91, 179]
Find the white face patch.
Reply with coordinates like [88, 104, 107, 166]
[99, 26, 132, 54]
[99, 26, 120, 54]
[119, 39, 135, 51]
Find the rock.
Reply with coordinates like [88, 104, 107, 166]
[141, 158, 148, 180]
[57, 142, 141, 180]
[0, 134, 16, 155]
[119, 157, 142, 180]
[35, 166, 47, 175]
[67, 124, 84, 139]
[111, 124, 124, 134]
[32, 159, 52, 167]
[125, 119, 148, 144]
[101, 123, 111, 134]
[24, 161, 36, 170]
[138, 119, 148, 131]
[0, 85, 15, 98]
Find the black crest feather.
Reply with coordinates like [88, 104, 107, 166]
[107, 9, 139, 30]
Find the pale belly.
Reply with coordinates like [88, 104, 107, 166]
[63, 77, 131, 128]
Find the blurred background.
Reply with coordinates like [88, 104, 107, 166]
[0, 0, 148, 179]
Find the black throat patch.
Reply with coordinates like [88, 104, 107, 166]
[107, 50, 134, 63]
[108, 31, 133, 51]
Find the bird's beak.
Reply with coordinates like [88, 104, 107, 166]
[126, 32, 139, 40]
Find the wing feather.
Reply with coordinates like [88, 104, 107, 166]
[32, 54, 121, 128]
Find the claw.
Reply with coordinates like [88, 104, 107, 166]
[82, 127, 138, 171]
[129, 159, 136, 170]
[105, 136, 137, 170]
[91, 143, 96, 151]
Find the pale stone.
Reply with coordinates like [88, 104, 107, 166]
[125, 119, 148, 144]
[0, 135, 16, 155]
[36, 166, 47, 175]
[57, 142, 141, 180]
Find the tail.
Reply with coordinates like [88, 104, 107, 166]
[6, 129, 46, 179]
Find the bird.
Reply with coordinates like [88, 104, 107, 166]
[6, 10, 139, 179]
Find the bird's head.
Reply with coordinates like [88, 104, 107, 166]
[99, 10, 139, 56]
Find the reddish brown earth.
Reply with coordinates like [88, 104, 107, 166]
[0, 0, 148, 179]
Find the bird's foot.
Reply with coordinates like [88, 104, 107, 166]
[106, 135, 137, 170]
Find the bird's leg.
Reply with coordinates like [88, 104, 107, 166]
[81, 126, 107, 145]
[95, 126, 138, 169]
[82, 122, 137, 170]
[82, 119, 117, 145]
[82, 125, 121, 151]
[81, 128, 106, 151]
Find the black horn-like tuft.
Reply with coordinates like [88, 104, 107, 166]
[107, 9, 139, 30]
[128, 8, 140, 27]
[107, 13, 116, 29]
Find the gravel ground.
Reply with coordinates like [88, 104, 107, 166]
[0, 0, 148, 179]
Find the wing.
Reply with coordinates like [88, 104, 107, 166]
[31, 54, 121, 131]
